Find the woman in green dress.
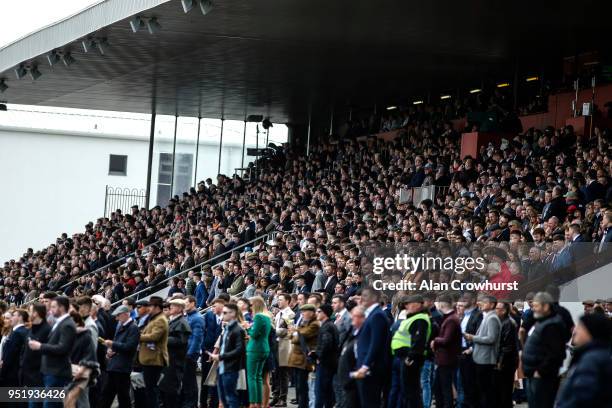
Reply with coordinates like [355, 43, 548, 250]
[246, 296, 272, 407]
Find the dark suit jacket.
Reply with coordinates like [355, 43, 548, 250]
[40, 316, 77, 378]
[356, 305, 390, 375]
[0, 325, 28, 384]
[202, 310, 222, 351]
[323, 276, 338, 298]
[21, 321, 51, 386]
[218, 321, 246, 373]
[315, 320, 339, 369]
[463, 308, 483, 349]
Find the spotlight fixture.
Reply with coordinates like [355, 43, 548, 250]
[200, 0, 214, 15]
[28, 65, 42, 80]
[0, 103, 7, 111]
[83, 38, 107, 54]
[61, 52, 76, 67]
[47, 50, 60, 66]
[440, 95, 452, 100]
[386, 106, 397, 111]
[526, 76, 539, 82]
[413, 100, 424, 105]
[496, 82, 510, 88]
[130, 15, 145, 33]
[181, 0, 195, 13]
[0, 79, 7, 93]
[14, 65, 27, 79]
[146, 17, 162, 34]
[262, 118, 273, 130]
[469, 88, 481, 94]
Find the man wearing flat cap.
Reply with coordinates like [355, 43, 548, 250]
[288, 304, 320, 408]
[159, 298, 191, 408]
[99, 304, 140, 408]
[389, 294, 432, 408]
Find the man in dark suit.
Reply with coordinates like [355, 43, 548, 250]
[194, 272, 209, 309]
[0, 309, 29, 388]
[458, 292, 483, 408]
[208, 303, 246, 408]
[181, 248, 196, 272]
[353, 288, 390, 408]
[200, 298, 225, 408]
[322, 264, 339, 299]
[542, 187, 566, 221]
[313, 304, 339, 408]
[100, 305, 140, 408]
[28, 296, 76, 408]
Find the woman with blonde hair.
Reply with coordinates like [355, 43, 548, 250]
[246, 296, 272, 408]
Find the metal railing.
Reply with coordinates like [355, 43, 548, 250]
[110, 230, 281, 308]
[103, 186, 147, 218]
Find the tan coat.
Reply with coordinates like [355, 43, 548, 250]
[138, 312, 169, 367]
[288, 319, 319, 371]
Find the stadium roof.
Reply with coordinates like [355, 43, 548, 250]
[0, 0, 608, 124]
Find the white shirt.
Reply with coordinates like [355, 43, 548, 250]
[51, 313, 70, 332]
[365, 303, 378, 318]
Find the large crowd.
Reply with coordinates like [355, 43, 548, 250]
[1, 102, 612, 408]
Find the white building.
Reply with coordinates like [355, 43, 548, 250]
[0, 104, 287, 261]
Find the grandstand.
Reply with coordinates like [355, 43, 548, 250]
[0, 2, 611, 407]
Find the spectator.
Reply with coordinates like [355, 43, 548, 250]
[463, 295, 501, 408]
[182, 295, 204, 408]
[99, 304, 140, 408]
[246, 296, 272, 408]
[201, 298, 225, 408]
[28, 296, 76, 408]
[20, 303, 51, 399]
[159, 298, 192, 408]
[138, 296, 169, 408]
[209, 303, 246, 408]
[0, 309, 29, 387]
[495, 302, 519, 408]
[522, 292, 567, 408]
[313, 304, 338, 408]
[289, 303, 319, 408]
[555, 312, 612, 407]
[271, 293, 294, 407]
[431, 294, 462, 408]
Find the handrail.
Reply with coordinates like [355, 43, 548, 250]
[110, 231, 277, 308]
[59, 219, 185, 290]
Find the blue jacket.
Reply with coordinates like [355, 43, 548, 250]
[356, 305, 390, 374]
[186, 309, 204, 357]
[555, 341, 612, 408]
[195, 281, 208, 309]
[202, 310, 222, 351]
[107, 319, 140, 373]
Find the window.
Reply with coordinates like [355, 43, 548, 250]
[156, 152, 194, 206]
[108, 154, 128, 176]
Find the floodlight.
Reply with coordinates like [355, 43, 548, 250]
[146, 17, 162, 34]
[469, 88, 481, 94]
[413, 100, 423, 105]
[0, 79, 7, 93]
[47, 51, 60, 66]
[181, 0, 195, 13]
[262, 118, 273, 130]
[28, 66, 42, 80]
[200, 0, 213, 15]
[526, 76, 539, 82]
[496, 83, 510, 88]
[440, 95, 451, 100]
[14, 65, 27, 79]
[386, 106, 397, 111]
[0, 104, 7, 111]
[62, 52, 76, 67]
[130, 16, 145, 33]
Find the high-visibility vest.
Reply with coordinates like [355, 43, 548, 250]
[391, 312, 431, 355]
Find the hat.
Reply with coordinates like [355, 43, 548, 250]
[300, 304, 316, 312]
[402, 294, 424, 304]
[169, 298, 186, 307]
[579, 313, 611, 341]
[318, 304, 333, 318]
[135, 300, 150, 307]
[112, 305, 130, 316]
[582, 300, 595, 306]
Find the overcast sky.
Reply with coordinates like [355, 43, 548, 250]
[0, 0, 97, 48]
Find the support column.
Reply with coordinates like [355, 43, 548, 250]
[306, 108, 312, 156]
[145, 110, 156, 209]
[193, 116, 202, 187]
[217, 118, 224, 175]
[170, 115, 178, 196]
[240, 119, 247, 174]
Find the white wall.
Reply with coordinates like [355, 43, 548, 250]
[0, 125, 282, 261]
